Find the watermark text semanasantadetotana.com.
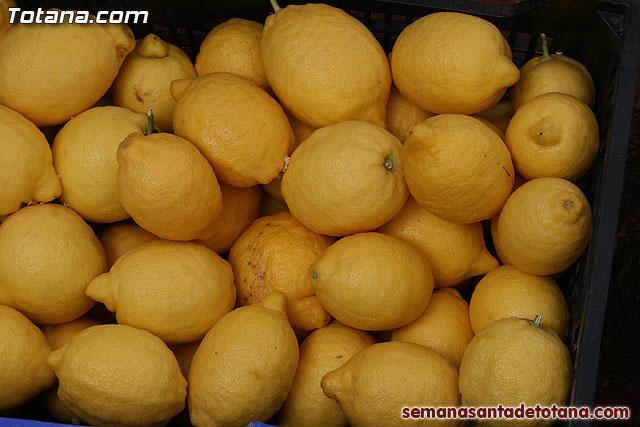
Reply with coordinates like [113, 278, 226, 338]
[401, 404, 630, 421]
[7, 7, 148, 25]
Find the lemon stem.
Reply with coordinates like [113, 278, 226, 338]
[269, 0, 281, 13]
[383, 155, 395, 171]
[534, 314, 542, 326]
[540, 33, 551, 62]
[310, 269, 318, 279]
[564, 201, 574, 210]
[143, 109, 155, 136]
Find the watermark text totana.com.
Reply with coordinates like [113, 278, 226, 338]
[7, 7, 148, 25]
[401, 404, 630, 421]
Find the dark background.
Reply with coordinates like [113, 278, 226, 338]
[594, 72, 640, 424]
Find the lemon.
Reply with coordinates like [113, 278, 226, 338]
[52, 106, 147, 223]
[261, 3, 390, 128]
[197, 184, 261, 254]
[229, 212, 333, 332]
[282, 121, 408, 236]
[277, 321, 375, 427]
[42, 316, 101, 351]
[322, 341, 460, 427]
[476, 100, 514, 134]
[459, 317, 572, 426]
[391, 12, 519, 115]
[87, 240, 235, 345]
[285, 108, 317, 150]
[493, 177, 592, 275]
[403, 114, 514, 224]
[170, 340, 200, 380]
[379, 196, 498, 287]
[171, 72, 293, 187]
[188, 292, 299, 427]
[469, 265, 569, 340]
[0, 17, 135, 126]
[260, 191, 289, 216]
[0, 104, 61, 216]
[48, 324, 186, 427]
[0, 305, 55, 410]
[195, 18, 268, 90]
[392, 288, 474, 368]
[0, 0, 16, 37]
[0, 203, 106, 324]
[505, 92, 599, 181]
[112, 34, 196, 132]
[41, 316, 100, 423]
[98, 223, 158, 268]
[311, 232, 434, 331]
[117, 131, 222, 241]
[511, 34, 595, 110]
[386, 84, 434, 143]
[473, 115, 506, 141]
[262, 110, 317, 203]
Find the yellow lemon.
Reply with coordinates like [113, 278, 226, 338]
[0, 104, 61, 216]
[0, 305, 55, 410]
[459, 317, 572, 427]
[188, 292, 299, 427]
[0, 17, 135, 126]
[493, 177, 592, 275]
[171, 72, 293, 187]
[282, 120, 408, 236]
[197, 184, 261, 254]
[195, 18, 268, 90]
[322, 341, 460, 427]
[392, 288, 474, 368]
[229, 212, 333, 332]
[112, 33, 196, 132]
[379, 196, 498, 287]
[262, 109, 317, 203]
[170, 340, 200, 380]
[117, 131, 222, 241]
[42, 316, 101, 351]
[511, 34, 595, 111]
[476, 100, 514, 135]
[311, 232, 434, 331]
[391, 12, 519, 115]
[505, 92, 599, 181]
[386, 84, 434, 142]
[0, 204, 106, 324]
[261, 2, 390, 128]
[48, 324, 186, 427]
[98, 222, 158, 268]
[260, 191, 289, 216]
[86, 240, 235, 345]
[473, 115, 506, 141]
[277, 321, 375, 427]
[41, 316, 100, 423]
[0, 0, 17, 37]
[52, 106, 147, 223]
[469, 265, 569, 340]
[403, 114, 514, 224]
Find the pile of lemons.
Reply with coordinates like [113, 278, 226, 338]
[0, 2, 599, 427]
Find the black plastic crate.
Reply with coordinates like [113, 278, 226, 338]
[6, 0, 640, 425]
